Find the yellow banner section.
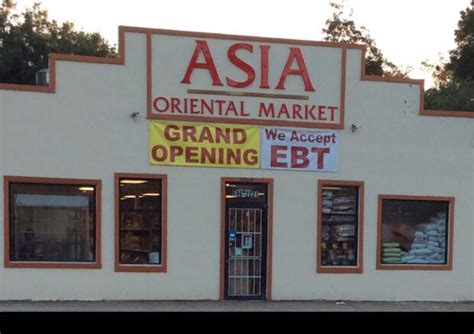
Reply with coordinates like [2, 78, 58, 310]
[149, 121, 260, 168]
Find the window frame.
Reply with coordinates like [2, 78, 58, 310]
[4, 175, 102, 269]
[316, 180, 364, 274]
[114, 172, 168, 273]
[376, 194, 455, 271]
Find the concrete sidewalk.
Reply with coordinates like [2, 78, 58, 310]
[0, 300, 472, 312]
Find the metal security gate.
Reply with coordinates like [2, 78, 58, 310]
[224, 182, 268, 300]
[227, 208, 263, 297]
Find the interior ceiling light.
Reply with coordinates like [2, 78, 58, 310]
[78, 186, 94, 191]
[120, 180, 148, 184]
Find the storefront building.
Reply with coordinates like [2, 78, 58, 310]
[0, 26, 473, 301]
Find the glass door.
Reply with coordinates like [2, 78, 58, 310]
[224, 182, 268, 300]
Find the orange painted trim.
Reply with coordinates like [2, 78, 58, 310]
[146, 32, 153, 120]
[114, 172, 168, 273]
[359, 46, 424, 86]
[316, 180, 364, 274]
[0, 26, 127, 93]
[357, 46, 473, 118]
[123, 26, 363, 49]
[147, 114, 344, 130]
[420, 109, 474, 118]
[339, 48, 347, 129]
[219, 177, 274, 301]
[3, 175, 102, 269]
[2, 25, 471, 118]
[376, 194, 454, 271]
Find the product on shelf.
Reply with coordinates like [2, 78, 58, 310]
[382, 208, 447, 265]
[320, 186, 358, 266]
[119, 209, 161, 265]
[382, 242, 402, 263]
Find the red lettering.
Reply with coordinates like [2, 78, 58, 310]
[182, 126, 197, 142]
[215, 128, 231, 144]
[201, 99, 213, 115]
[199, 127, 214, 143]
[305, 105, 317, 120]
[277, 104, 290, 119]
[164, 125, 180, 141]
[151, 145, 167, 162]
[226, 43, 255, 88]
[153, 97, 169, 113]
[201, 147, 216, 163]
[293, 104, 303, 119]
[240, 101, 249, 116]
[180, 40, 223, 86]
[171, 98, 182, 113]
[271, 145, 288, 168]
[216, 100, 226, 115]
[225, 101, 239, 116]
[259, 45, 270, 89]
[275, 48, 315, 91]
[318, 106, 327, 121]
[185, 147, 199, 163]
[311, 147, 330, 169]
[259, 102, 275, 118]
[328, 106, 338, 121]
[233, 129, 247, 144]
[169, 146, 184, 162]
[227, 149, 241, 165]
[243, 149, 259, 165]
[291, 146, 310, 168]
[190, 98, 199, 114]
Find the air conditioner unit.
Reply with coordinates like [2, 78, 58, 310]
[35, 68, 49, 86]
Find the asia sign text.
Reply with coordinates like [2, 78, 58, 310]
[149, 32, 345, 129]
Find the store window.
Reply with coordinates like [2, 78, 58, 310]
[5, 176, 101, 269]
[115, 173, 167, 272]
[317, 180, 364, 273]
[377, 195, 454, 270]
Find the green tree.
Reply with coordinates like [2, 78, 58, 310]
[322, 1, 409, 77]
[0, 0, 116, 85]
[424, 1, 473, 111]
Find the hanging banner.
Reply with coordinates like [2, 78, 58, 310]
[261, 127, 339, 171]
[149, 121, 260, 168]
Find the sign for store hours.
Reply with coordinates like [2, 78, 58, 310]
[148, 30, 345, 129]
[149, 121, 339, 172]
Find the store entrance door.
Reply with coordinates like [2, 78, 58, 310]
[223, 181, 268, 300]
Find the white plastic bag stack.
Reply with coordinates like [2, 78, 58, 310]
[401, 211, 446, 264]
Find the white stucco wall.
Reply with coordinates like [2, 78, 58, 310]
[0, 31, 472, 301]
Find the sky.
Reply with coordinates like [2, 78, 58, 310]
[17, 0, 471, 88]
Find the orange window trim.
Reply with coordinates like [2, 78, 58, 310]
[114, 172, 168, 273]
[3, 175, 102, 269]
[220, 177, 274, 301]
[376, 194, 455, 271]
[316, 180, 364, 274]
